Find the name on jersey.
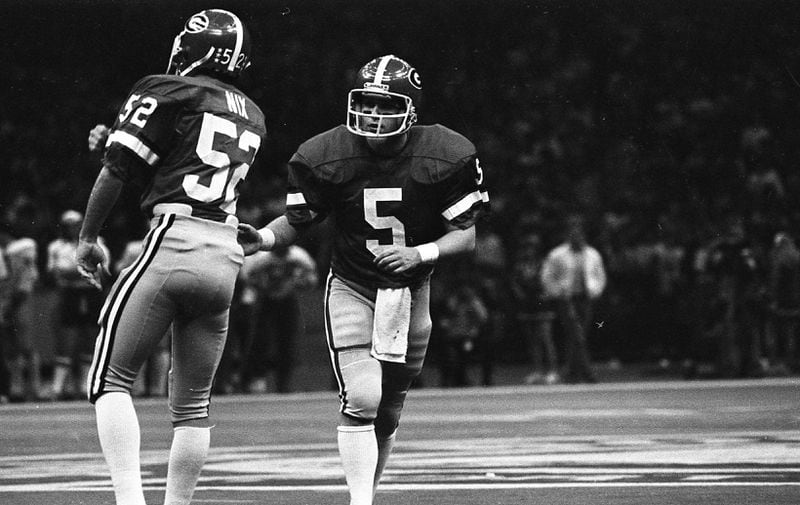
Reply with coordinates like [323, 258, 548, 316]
[225, 91, 249, 119]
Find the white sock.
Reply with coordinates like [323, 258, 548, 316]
[164, 426, 211, 505]
[95, 392, 146, 505]
[338, 425, 378, 505]
[373, 431, 396, 495]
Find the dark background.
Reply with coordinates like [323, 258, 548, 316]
[4, 0, 800, 375]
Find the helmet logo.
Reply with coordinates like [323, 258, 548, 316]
[186, 13, 210, 33]
[408, 69, 422, 89]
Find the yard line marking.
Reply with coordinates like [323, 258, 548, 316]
[3, 482, 799, 493]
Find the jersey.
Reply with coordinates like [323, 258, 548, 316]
[285, 124, 489, 289]
[5, 238, 38, 296]
[103, 74, 266, 222]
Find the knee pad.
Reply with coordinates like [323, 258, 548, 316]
[375, 389, 407, 438]
[374, 362, 416, 437]
[338, 352, 382, 421]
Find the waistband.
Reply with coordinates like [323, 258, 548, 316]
[152, 203, 239, 227]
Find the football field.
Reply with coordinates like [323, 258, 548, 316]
[1, 378, 799, 504]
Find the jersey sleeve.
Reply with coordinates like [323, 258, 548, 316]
[103, 76, 182, 187]
[284, 153, 333, 228]
[435, 155, 490, 229]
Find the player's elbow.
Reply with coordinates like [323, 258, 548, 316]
[459, 226, 477, 253]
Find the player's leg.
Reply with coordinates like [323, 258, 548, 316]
[88, 219, 178, 505]
[325, 275, 382, 505]
[373, 279, 432, 494]
[91, 296, 175, 505]
[164, 308, 229, 505]
[164, 233, 240, 505]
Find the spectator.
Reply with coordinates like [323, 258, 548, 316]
[0, 225, 42, 402]
[471, 222, 509, 386]
[436, 282, 489, 387]
[705, 216, 768, 378]
[47, 210, 108, 400]
[541, 214, 607, 383]
[4, 235, 41, 401]
[766, 232, 800, 375]
[509, 232, 559, 385]
[237, 243, 318, 393]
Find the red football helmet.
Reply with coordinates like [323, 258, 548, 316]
[166, 9, 251, 78]
[347, 55, 423, 137]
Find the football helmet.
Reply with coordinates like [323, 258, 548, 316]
[347, 55, 422, 137]
[166, 9, 251, 78]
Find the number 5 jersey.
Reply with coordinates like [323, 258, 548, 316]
[285, 124, 490, 290]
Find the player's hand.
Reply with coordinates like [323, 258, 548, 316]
[88, 124, 110, 152]
[237, 223, 263, 256]
[76, 239, 110, 290]
[373, 246, 422, 274]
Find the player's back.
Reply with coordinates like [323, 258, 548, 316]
[106, 73, 266, 223]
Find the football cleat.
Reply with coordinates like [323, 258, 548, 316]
[166, 9, 251, 79]
[347, 55, 422, 137]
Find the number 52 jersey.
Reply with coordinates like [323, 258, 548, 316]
[103, 74, 266, 223]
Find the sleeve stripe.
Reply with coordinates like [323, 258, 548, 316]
[107, 131, 160, 166]
[286, 192, 307, 206]
[442, 190, 486, 221]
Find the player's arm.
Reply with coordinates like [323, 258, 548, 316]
[76, 166, 122, 289]
[374, 222, 475, 274]
[239, 155, 330, 255]
[238, 215, 301, 256]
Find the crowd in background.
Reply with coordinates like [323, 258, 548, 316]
[3, 2, 800, 400]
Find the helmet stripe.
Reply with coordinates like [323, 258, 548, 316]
[228, 11, 244, 73]
[372, 55, 393, 85]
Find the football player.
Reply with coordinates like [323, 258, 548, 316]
[75, 10, 266, 505]
[238, 54, 489, 505]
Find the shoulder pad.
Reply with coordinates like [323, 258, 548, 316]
[129, 74, 223, 108]
[292, 126, 360, 184]
[130, 74, 190, 97]
[408, 124, 477, 184]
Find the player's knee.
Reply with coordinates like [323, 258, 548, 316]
[341, 365, 383, 421]
[375, 386, 410, 437]
[170, 401, 211, 425]
[172, 416, 211, 428]
[89, 365, 136, 403]
[375, 404, 401, 438]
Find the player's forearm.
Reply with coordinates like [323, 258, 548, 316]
[257, 215, 299, 251]
[79, 166, 124, 242]
[428, 225, 476, 261]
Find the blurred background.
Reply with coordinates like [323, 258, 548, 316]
[3, 0, 800, 400]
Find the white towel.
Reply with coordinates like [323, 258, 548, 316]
[370, 287, 412, 363]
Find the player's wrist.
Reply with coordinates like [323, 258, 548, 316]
[259, 228, 276, 251]
[414, 242, 439, 264]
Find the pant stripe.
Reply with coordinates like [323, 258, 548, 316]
[323, 272, 348, 413]
[88, 215, 174, 402]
